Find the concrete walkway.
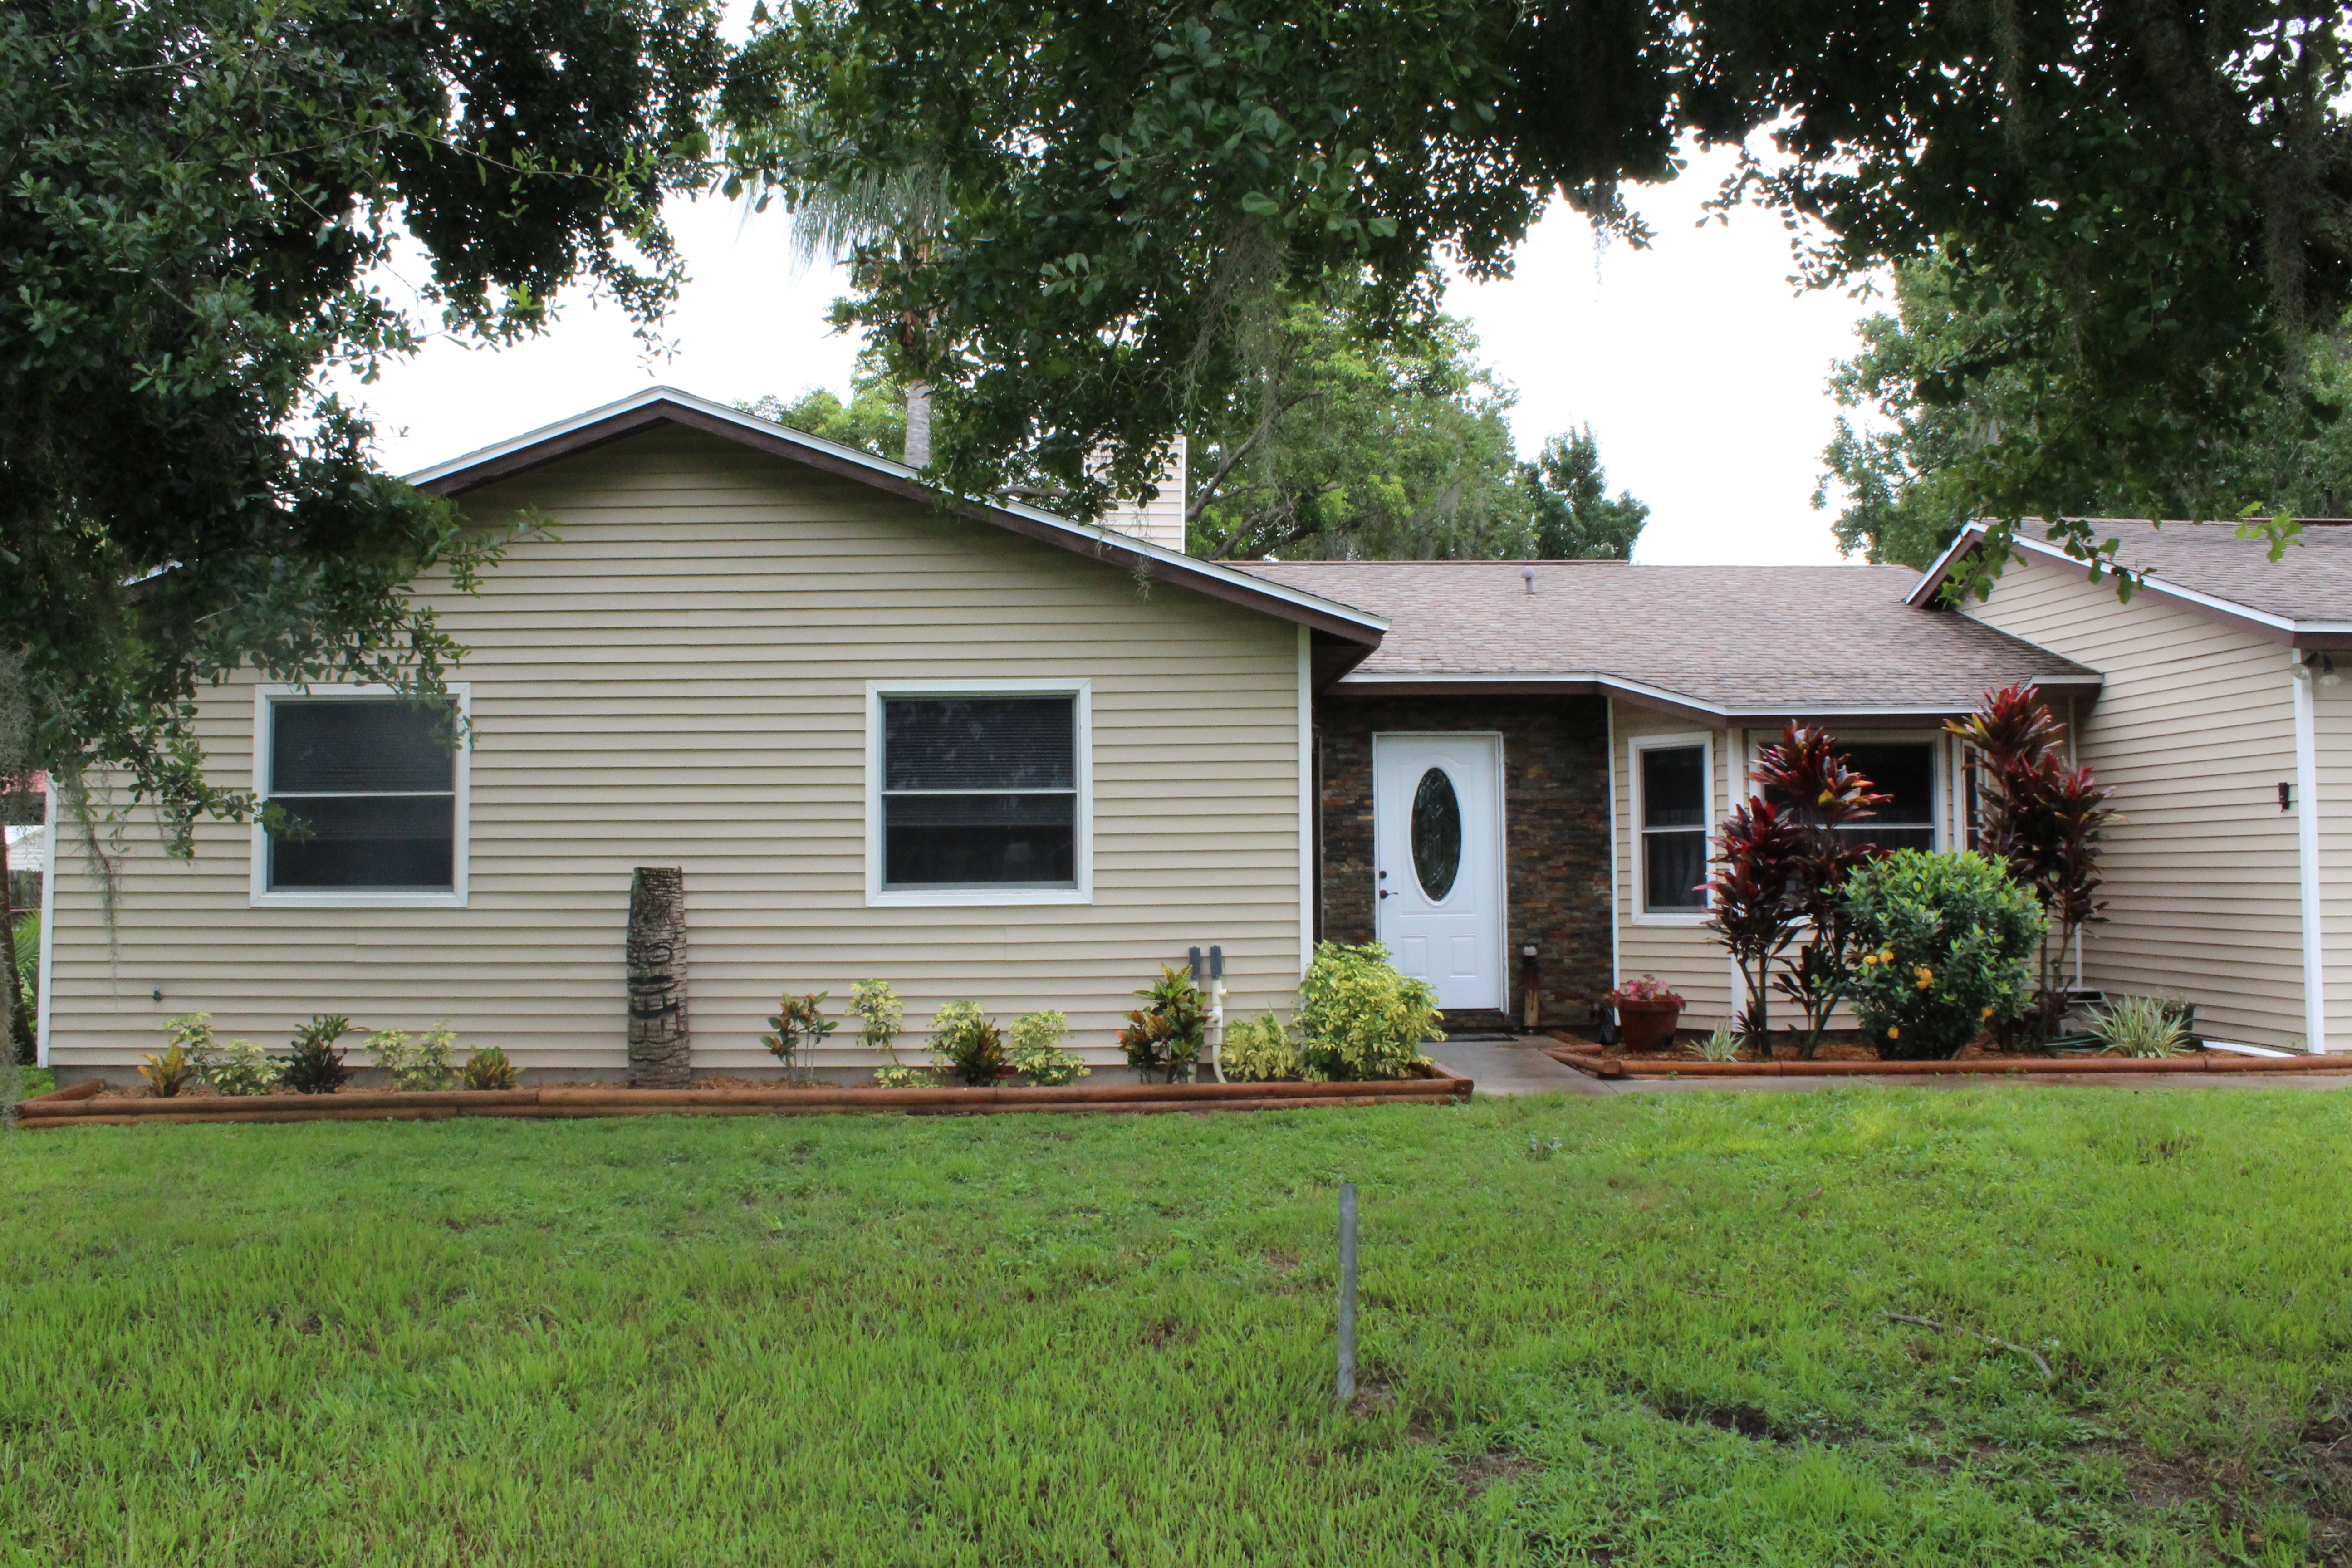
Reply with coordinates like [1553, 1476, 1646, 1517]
[1430, 1036, 2352, 1096]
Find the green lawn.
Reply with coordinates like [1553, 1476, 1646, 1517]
[4, 1087, 2350, 1566]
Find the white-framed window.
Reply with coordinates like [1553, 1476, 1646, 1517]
[865, 679, 1092, 906]
[1631, 731, 1711, 920]
[250, 684, 470, 908]
[1755, 731, 1941, 856]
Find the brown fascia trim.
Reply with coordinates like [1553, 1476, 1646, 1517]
[418, 401, 1384, 649]
[1322, 673, 2103, 729]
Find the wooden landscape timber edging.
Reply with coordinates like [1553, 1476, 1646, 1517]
[11, 1074, 1473, 1131]
[1542, 1042, 2352, 1079]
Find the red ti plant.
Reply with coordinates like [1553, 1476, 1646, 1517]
[1703, 797, 1805, 1054]
[1753, 724, 1889, 1059]
[1946, 685, 2115, 1041]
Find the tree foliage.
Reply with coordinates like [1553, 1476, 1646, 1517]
[1521, 428, 1650, 562]
[723, 1, 2351, 591]
[750, 311, 1647, 563]
[1820, 261, 2352, 569]
[1183, 298, 1522, 560]
[2, 0, 722, 835]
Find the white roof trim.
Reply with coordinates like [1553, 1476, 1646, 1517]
[405, 384, 1387, 637]
[1911, 521, 2352, 636]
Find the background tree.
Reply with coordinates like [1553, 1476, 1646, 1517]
[1181, 297, 1523, 560]
[746, 306, 1649, 562]
[3, 0, 722, 841]
[741, 353, 910, 461]
[1819, 261, 2352, 569]
[722, 1, 2351, 589]
[1521, 428, 1649, 562]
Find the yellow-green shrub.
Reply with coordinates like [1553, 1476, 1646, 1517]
[1296, 941, 1439, 1082]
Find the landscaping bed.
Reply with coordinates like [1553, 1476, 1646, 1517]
[15, 1067, 1472, 1129]
[1544, 1030, 2352, 1078]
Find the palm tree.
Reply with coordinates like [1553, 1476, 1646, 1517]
[737, 112, 953, 466]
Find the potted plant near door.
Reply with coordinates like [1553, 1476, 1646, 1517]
[1604, 976, 1685, 1054]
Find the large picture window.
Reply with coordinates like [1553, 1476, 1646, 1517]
[1762, 738, 1939, 856]
[1636, 739, 1710, 914]
[1835, 741, 1937, 854]
[255, 691, 466, 904]
[876, 692, 1084, 895]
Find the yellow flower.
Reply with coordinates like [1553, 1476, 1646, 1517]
[1886, 1026, 1900, 1039]
[1981, 1006, 1995, 1021]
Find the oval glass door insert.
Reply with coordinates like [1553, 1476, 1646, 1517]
[1410, 767, 1462, 900]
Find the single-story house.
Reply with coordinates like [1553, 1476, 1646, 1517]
[29, 388, 2347, 1076]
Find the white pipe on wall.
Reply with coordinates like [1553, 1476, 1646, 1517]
[2294, 652, 2329, 1052]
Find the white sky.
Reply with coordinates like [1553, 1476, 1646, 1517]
[354, 142, 1881, 566]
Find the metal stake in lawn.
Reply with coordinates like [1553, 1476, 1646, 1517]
[1337, 1181, 1358, 1403]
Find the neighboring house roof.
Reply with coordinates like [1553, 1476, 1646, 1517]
[1240, 559, 2100, 725]
[406, 386, 1388, 650]
[1911, 519, 2352, 649]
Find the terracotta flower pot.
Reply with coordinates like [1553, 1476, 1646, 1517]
[1614, 999, 1682, 1054]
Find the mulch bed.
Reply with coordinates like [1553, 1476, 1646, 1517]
[14, 1069, 1475, 1129]
[1543, 1030, 2352, 1078]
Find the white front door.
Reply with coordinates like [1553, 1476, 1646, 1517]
[1373, 734, 1504, 1011]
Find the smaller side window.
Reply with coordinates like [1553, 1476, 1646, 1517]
[1639, 743, 1709, 913]
[264, 696, 460, 893]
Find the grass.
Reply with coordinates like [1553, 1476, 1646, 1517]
[4, 1088, 2351, 1566]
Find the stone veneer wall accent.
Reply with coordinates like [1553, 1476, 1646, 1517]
[1316, 695, 1613, 1027]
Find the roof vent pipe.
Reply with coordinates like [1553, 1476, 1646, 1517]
[1522, 565, 1535, 595]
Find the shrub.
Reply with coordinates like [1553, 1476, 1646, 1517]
[10, 911, 34, 1038]
[1753, 723, 1890, 1059]
[871, 1063, 939, 1088]
[137, 1041, 196, 1097]
[207, 1039, 283, 1096]
[1220, 1013, 1304, 1082]
[1703, 799, 1804, 1041]
[1841, 851, 2045, 1060]
[762, 992, 837, 1077]
[928, 1001, 1007, 1087]
[1296, 941, 1439, 1082]
[1118, 965, 1205, 1082]
[162, 1012, 218, 1081]
[2090, 995, 2188, 1058]
[459, 1044, 519, 1091]
[281, 1014, 355, 1094]
[1694, 1021, 1740, 1062]
[368, 1024, 460, 1091]
[1948, 685, 2116, 1039]
[849, 979, 907, 1064]
[1009, 1009, 1088, 1086]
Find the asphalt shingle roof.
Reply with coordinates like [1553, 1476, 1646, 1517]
[1238, 559, 2099, 714]
[1997, 519, 2352, 625]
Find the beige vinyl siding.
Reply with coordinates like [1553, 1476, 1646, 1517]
[1612, 702, 1734, 1024]
[2312, 682, 2352, 1047]
[44, 427, 1306, 1075]
[1960, 550, 2308, 1047]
